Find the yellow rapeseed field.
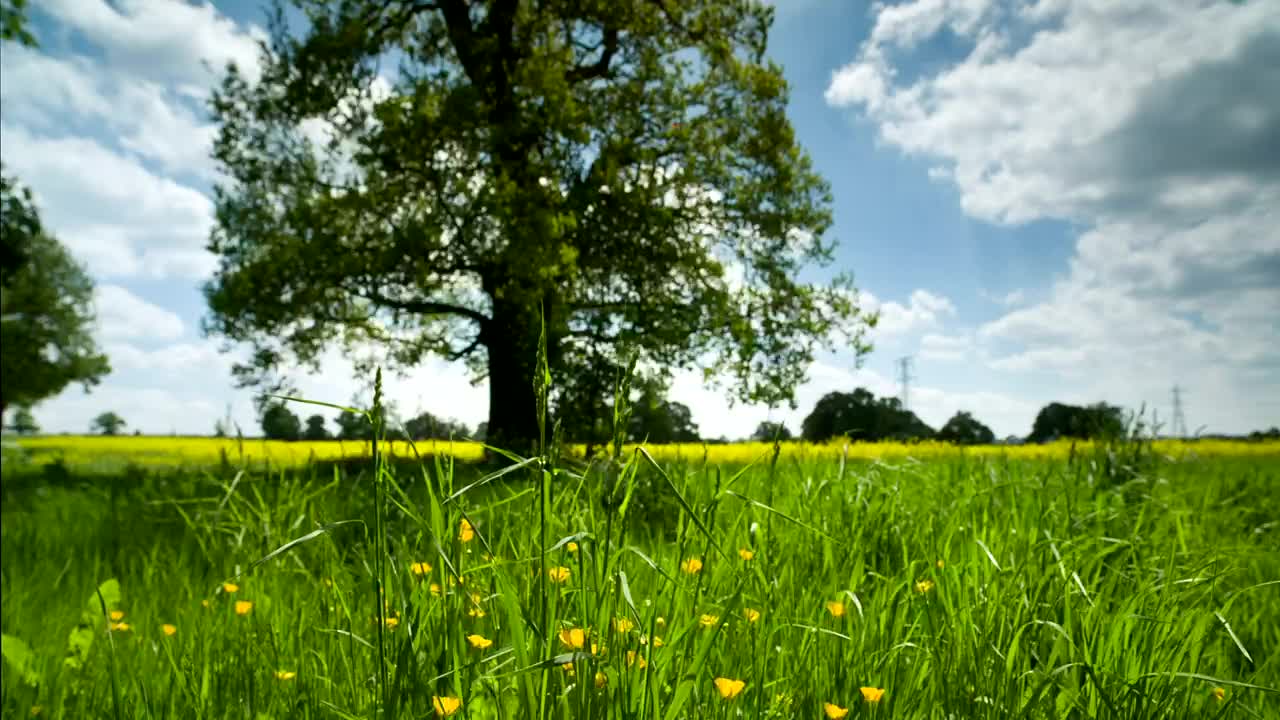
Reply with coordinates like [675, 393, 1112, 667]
[9, 434, 1277, 470]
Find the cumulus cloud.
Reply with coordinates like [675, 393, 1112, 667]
[827, 0, 1280, 434]
[862, 289, 957, 338]
[35, 0, 266, 87]
[0, 126, 217, 279]
[95, 285, 185, 342]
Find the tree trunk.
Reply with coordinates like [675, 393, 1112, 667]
[482, 293, 551, 459]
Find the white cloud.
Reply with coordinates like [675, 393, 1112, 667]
[95, 285, 185, 342]
[919, 333, 971, 362]
[36, 0, 266, 86]
[826, 0, 1280, 434]
[0, 126, 216, 279]
[862, 289, 957, 338]
[0, 44, 218, 180]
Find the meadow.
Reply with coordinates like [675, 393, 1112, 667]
[2, 433, 1278, 719]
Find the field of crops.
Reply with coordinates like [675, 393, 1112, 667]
[2, 437, 1278, 719]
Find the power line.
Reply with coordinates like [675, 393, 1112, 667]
[1171, 385, 1187, 438]
[897, 356, 915, 412]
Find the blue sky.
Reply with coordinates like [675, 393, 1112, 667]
[2, 0, 1277, 439]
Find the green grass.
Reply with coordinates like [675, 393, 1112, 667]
[2, 443, 1278, 719]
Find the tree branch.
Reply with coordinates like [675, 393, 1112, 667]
[566, 26, 619, 83]
[359, 288, 491, 328]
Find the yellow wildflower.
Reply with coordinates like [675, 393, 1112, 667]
[201, 599, 210, 609]
[109, 622, 131, 632]
[162, 624, 177, 637]
[614, 617, 635, 634]
[738, 547, 755, 561]
[548, 566, 571, 583]
[459, 518, 475, 543]
[561, 662, 576, 677]
[109, 610, 125, 622]
[1212, 687, 1226, 701]
[915, 579, 936, 594]
[275, 670, 296, 680]
[235, 600, 253, 616]
[594, 671, 607, 688]
[429, 583, 442, 597]
[558, 627, 586, 650]
[626, 650, 647, 669]
[656, 616, 666, 627]
[681, 557, 703, 574]
[222, 582, 239, 594]
[861, 686, 885, 703]
[384, 616, 400, 630]
[742, 608, 761, 623]
[567, 541, 579, 554]
[467, 634, 493, 650]
[432, 696, 462, 717]
[640, 634, 664, 647]
[713, 677, 745, 700]
[699, 614, 720, 627]
[824, 702, 849, 718]
[411, 561, 432, 576]
[467, 607, 486, 619]
[826, 600, 846, 618]
[936, 559, 945, 569]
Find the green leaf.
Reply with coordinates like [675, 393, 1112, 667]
[1, 633, 41, 686]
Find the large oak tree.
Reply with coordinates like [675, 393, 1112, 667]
[204, 0, 874, 452]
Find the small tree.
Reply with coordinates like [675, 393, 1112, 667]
[92, 412, 126, 436]
[628, 388, 700, 444]
[8, 406, 38, 435]
[261, 403, 302, 441]
[1, 171, 111, 418]
[936, 411, 995, 446]
[303, 414, 330, 441]
[751, 421, 792, 442]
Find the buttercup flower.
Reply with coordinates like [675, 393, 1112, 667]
[432, 696, 462, 717]
[826, 600, 846, 618]
[626, 650, 647, 669]
[459, 519, 475, 543]
[681, 558, 703, 574]
[162, 624, 177, 637]
[742, 608, 761, 623]
[614, 617, 635, 633]
[915, 579, 935, 594]
[567, 541, 579, 554]
[467, 634, 493, 649]
[411, 561, 432, 576]
[594, 671, 607, 688]
[1212, 687, 1226, 701]
[558, 627, 586, 650]
[824, 702, 848, 718]
[275, 670, 296, 680]
[861, 686, 885, 703]
[548, 566, 571, 583]
[235, 600, 253, 616]
[108, 610, 125, 622]
[738, 548, 755, 561]
[222, 582, 239, 594]
[109, 622, 131, 632]
[714, 677, 745, 700]
[699, 613, 720, 627]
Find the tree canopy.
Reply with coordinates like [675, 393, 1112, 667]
[7, 406, 38, 435]
[92, 412, 126, 436]
[627, 387, 699, 444]
[1026, 402, 1125, 443]
[303, 413, 331, 440]
[800, 389, 934, 443]
[1, 170, 111, 419]
[936, 411, 995, 446]
[262, 402, 303, 440]
[751, 420, 791, 442]
[203, 0, 874, 453]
